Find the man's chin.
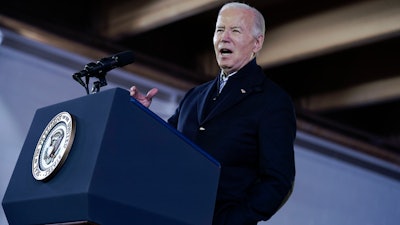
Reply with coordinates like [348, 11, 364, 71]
[217, 61, 232, 69]
[219, 65, 231, 71]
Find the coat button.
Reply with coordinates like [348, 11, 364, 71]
[199, 127, 205, 131]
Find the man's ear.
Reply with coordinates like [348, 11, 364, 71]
[253, 35, 264, 53]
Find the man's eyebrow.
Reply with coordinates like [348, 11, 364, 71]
[230, 26, 242, 30]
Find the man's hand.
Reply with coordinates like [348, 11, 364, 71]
[129, 86, 159, 108]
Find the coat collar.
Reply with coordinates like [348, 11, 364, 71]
[198, 58, 266, 123]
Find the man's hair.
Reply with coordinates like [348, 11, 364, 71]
[219, 2, 266, 38]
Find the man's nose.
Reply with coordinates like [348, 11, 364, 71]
[220, 31, 231, 42]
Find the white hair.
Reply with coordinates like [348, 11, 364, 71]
[219, 2, 266, 38]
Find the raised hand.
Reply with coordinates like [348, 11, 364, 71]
[129, 86, 159, 108]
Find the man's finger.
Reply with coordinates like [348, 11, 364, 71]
[146, 88, 159, 99]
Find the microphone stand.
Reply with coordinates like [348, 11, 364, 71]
[72, 64, 109, 95]
[91, 74, 107, 94]
[72, 50, 135, 95]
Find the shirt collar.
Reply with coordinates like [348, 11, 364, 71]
[220, 71, 237, 81]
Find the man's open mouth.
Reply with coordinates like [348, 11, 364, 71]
[220, 48, 233, 55]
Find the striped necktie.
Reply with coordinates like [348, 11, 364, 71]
[219, 75, 229, 93]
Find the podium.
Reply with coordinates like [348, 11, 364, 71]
[2, 88, 220, 225]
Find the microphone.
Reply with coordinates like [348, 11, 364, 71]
[73, 50, 135, 79]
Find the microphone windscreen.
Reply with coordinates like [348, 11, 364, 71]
[114, 50, 135, 67]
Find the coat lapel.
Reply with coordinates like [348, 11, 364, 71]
[200, 59, 265, 123]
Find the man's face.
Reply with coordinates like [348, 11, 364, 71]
[213, 7, 263, 75]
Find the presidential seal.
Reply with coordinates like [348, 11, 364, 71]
[32, 111, 76, 181]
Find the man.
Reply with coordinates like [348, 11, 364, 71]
[130, 2, 296, 225]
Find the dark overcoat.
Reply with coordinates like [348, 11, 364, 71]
[168, 59, 296, 225]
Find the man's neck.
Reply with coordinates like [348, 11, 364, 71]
[221, 71, 237, 78]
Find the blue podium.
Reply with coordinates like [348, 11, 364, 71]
[2, 88, 220, 225]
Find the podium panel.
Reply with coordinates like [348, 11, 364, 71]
[2, 88, 220, 225]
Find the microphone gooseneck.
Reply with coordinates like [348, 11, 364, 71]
[72, 50, 135, 94]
